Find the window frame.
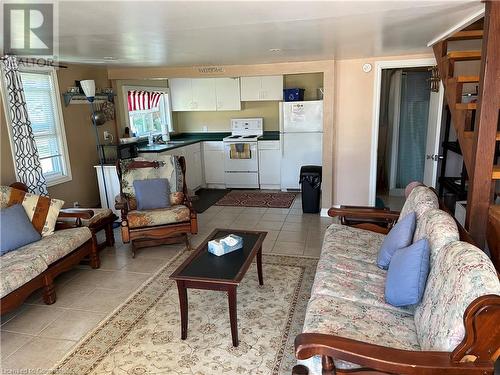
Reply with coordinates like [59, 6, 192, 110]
[0, 66, 72, 187]
[121, 85, 174, 138]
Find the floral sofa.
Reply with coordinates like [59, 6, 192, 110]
[0, 186, 100, 315]
[294, 186, 500, 375]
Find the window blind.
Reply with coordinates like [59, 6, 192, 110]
[20, 71, 64, 177]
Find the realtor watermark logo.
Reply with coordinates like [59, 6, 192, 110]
[3, 3, 56, 59]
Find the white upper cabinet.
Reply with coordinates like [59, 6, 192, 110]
[170, 78, 240, 111]
[240, 75, 283, 101]
[215, 78, 241, 111]
[191, 78, 216, 111]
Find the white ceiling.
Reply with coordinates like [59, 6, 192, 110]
[7, 1, 486, 66]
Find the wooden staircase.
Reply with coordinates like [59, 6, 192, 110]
[432, 1, 500, 247]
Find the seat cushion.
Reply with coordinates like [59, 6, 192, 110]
[127, 205, 191, 228]
[300, 295, 419, 371]
[414, 241, 500, 351]
[15, 227, 92, 265]
[0, 251, 48, 298]
[399, 186, 438, 222]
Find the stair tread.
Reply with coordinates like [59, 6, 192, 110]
[447, 51, 482, 61]
[456, 102, 477, 110]
[454, 75, 480, 83]
[447, 30, 483, 41]
[463, 131, 500, 141]
[493, 166, 500, 180]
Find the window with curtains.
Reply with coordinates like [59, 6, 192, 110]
[124, 86, 173, 137]
[18, 70, 71, 185]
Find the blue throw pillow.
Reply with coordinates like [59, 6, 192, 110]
[385, 238, 430, 307]
[0, 204, 41, 255]
[377, 211, 416, 269]
[133, 178, 170, 210]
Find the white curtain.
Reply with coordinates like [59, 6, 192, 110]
[2, 56, 48, 195]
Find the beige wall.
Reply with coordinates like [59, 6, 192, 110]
[333, 53, 434, 206]
[0, 95, 16, 185]
[1, 64, 116, 207]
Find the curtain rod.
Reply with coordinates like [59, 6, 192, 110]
[0, 57, 68, 69]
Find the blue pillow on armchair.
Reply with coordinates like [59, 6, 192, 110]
[133, 178, 170, 210]
[385, 238, 430, 307]
[0, 204, 41, 255]
[377, 211, 416, 269]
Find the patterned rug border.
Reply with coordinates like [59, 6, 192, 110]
[49, 251, 318, 375]
[215, 191, 298, 209]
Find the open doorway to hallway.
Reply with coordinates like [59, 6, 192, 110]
[375, 67, 437, 211]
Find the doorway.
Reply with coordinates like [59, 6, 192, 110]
[372, 62, 444, 211]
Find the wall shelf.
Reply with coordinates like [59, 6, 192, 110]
[62, 92, 115, 106]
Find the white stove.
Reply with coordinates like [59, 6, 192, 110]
[223, 118, 263, 188]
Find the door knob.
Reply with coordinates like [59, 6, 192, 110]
[426, 154, 443, 161]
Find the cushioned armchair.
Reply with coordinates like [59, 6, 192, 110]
[116, 155, 198, 257]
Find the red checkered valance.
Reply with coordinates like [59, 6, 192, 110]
[127, 90, 163, 111]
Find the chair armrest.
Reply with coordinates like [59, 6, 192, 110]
[294, 333, 491, 374]
[328, 207, 400, 221]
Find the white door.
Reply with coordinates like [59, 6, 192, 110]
[423, 82, 445, 187]
[280, 101, 323, 133]
[191, 78, 216, 111]
[215, 78, 241, 110]
[281, 132, 323, 190]
[169, 78, 192, 111]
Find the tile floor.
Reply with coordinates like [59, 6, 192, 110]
[1, 195, 334, 372]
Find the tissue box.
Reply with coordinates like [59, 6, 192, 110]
[208, 234, 243, 256]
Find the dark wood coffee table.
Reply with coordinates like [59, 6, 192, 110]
[170, 229, 267, 347]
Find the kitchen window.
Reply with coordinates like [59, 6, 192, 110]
[124, 86, 173, 137]
[16, 69, 71, 186]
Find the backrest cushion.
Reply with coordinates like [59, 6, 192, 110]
[414, 241, 500, 351]
[0, 186, 64, 237]
[120, 155, 184, 210]
[133, 178, 170, 210]
[399, 186, 438, 222]
[1, 204, 41, 254]
[413, 209, 459, 266]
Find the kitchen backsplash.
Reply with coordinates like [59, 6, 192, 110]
[173, 101, 279, 132]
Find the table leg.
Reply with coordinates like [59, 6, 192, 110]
[228, 285, 239, 347]
[176, 280, 188, 340]
[257, 246, 264, 286]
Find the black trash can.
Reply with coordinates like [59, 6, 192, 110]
[299, 165, 322, 213]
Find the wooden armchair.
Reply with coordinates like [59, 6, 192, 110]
[116, 155, 198, 257]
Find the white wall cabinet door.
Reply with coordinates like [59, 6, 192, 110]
[94, 165, 121, 217]
[191, 78, 216, 111]
[258, 141, 281, 188]
[240, 75, 283, 101]
[215, 78, 241, 111]
[261, 75, 283, 101]
[203, 142, 225, 185]
[169, 78, 193, 111]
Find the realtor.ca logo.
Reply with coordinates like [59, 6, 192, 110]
[3, 3, 55, 57]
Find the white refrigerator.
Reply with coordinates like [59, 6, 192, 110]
[279, 100, 323, 190]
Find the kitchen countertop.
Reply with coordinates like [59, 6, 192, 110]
[137, 131, 280, 153]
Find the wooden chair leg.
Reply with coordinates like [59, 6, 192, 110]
[291, 365, 309, 375]
[184, 234, 192, 251]
[89, 241, 100, 269]
[42, 275, 56, 305]
[105, 221, 115, 246]
[322, 355, 336, 375]
[131, 241, 137, 258]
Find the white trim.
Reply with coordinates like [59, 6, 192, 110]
[369, 58, 439, 206]
[427, 7, 485, 47]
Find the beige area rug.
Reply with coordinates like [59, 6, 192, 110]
[50, 251, 318, 375]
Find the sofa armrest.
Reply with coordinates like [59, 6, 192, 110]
[294, 333, 492, 375]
